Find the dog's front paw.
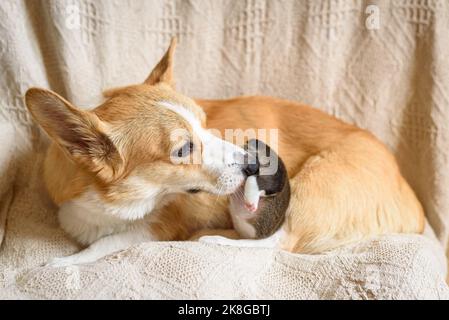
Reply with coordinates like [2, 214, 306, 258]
[198, 235, 234, 246]
[45, 256, 78, 268]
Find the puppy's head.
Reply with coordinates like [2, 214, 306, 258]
[25, 38, 246, 204]
[245, 139, 286, 196]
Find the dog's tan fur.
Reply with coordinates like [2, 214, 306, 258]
[199, 97, 425, 252]
[25, 39, 424, 259]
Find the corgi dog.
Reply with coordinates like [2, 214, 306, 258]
[25, 38, 424, 267]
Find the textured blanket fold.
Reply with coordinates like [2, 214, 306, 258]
[1, 0, 449, 299]
[2, 235, 448, 299]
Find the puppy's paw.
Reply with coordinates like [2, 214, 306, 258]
[45, 256, 78, 268]
[198, 235, 235, 246]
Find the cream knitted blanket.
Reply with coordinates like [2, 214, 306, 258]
[1, 0, 449, 299]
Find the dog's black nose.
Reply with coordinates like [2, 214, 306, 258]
[243, 160, 259, 176]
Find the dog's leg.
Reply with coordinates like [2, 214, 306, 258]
[189, 228, 240, 241]
[46, 225, 153, 267]
[198, 229, 283, 248]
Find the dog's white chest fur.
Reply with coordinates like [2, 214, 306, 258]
[58, 185, 162, 245]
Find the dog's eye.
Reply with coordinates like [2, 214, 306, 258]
[176, 141, 194, 158]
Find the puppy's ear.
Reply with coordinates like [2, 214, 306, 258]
[25, 88, 123, 182]
[144, 37, 177, 87]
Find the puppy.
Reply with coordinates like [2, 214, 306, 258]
[24, 38, 424, 266]
[230, 139, 290, 239]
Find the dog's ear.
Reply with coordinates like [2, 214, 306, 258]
[144, 37, 177, 87]
[25, 88, 123, 182]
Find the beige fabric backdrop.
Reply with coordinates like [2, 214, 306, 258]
[1, 0, 449, 299]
